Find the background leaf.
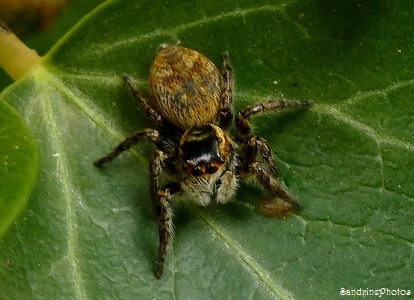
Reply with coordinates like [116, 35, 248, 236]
[0, 99, 38, 236]
[1, 0, 413, 299]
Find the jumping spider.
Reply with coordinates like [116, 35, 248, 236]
[95, 45, 313, 278]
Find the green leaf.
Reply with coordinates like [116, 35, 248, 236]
[1, 0, 413, 299]
[0, 99, 38, 236]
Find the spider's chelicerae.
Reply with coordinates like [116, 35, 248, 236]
[95, 45, 313, 278]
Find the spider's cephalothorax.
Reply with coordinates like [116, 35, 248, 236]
[95, 45, 313, 279]
[179, 123, 238, 206]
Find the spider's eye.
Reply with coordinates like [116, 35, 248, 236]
[206, 165, 218, 174]
[191, 167, 203, 176]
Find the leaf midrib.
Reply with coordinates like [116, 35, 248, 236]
[41, 76, 86, 298]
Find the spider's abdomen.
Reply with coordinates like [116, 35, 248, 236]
[149, 45, 221, 130]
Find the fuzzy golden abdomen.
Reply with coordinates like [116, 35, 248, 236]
[149, 45, 221, 129]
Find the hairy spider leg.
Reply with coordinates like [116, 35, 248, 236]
[123, 74, 167, 128]
[236, 99, 314, 142]
[236, 99, 313, 172]
[219, 51, 234, 129]
[235, 99, 313, 207]
[243, 135, 278, 176]
[94, 129, 161, 166]
[150, 150, 180, 279]
[249, 161, 301, 208]
[255, 136, 279, 176]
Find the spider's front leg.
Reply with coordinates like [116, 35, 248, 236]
[236, 99, 313, 216]
[238, 141, 301, 217]
[245, 135, 279, 176]
[236, 99, 313, 142]
[236, 99, 313, 176]
[249, 161, 301, 212]
[150, 150, 180, 279]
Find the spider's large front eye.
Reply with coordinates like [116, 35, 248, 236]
[191, 167, 203, 176]
[206, 165, 218, 174]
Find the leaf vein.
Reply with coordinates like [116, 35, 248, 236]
[42, 67, 145, 164]
[94, 2, 297, 56]
[343, 78, 414, 106]
[194, 208, 296, 300]
[318, 105, 414, 152]
[41, 77, 87, 299]
[305, 218, 414, 245]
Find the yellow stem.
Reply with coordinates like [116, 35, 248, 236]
[0, 21, 41, 80]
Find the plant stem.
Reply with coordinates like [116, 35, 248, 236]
[0, 21, 41, 80]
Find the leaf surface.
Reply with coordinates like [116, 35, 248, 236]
[1, 0, 413, 299]
[0, 99, 38, 236]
